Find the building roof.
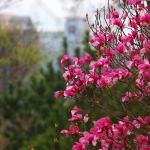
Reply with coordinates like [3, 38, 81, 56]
[0, 13, 33, 29]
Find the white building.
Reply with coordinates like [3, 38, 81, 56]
[0, 14, 33, 30]
[39, 16, 89, 70]
[39, 17, 89, 60]
[39, 31, 64, 69]
[64, 17, 88, 56]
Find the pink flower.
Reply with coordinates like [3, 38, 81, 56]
[125, 61, 133, 69]
[89, 68, 99, 80]
[63, 70, 74, 84]
[117, 44, 125, 53]
[95, 36, 105, 46]
[71, 106, 81, 116]
[54, 90, 64, 99]
[141, 14, 150, 24]
[78, 132, 93, 147]
[69, 125, 80, 135]
[69, 114, 83, 122]
[133, 120, 141, 129]
[84, 52, 92, 62]
[88, 38, 94, 44]
[112, 11, 119, 18]
[69, 106, 83, 122]
[64, 86, 76, 97]
[72, 142, 85, 150]
[112, 18, 123, 28]
[60, 129, 70, 137]
[90, 40, 100, 47]
[105, 48, 116, 57]
[144, 116, 150, 125]
[122, 91, 133, 102]
[93, 116, 112, 129]
[84, 75, 94, 85]
[129, 20, 138, 30]
[83, 114, 89, 123]
[136, 135, 149, 149]
[133, 55, 142, 66]
[57, 1, 150, 149]
[90, 57, 110, 69]
[78, 58, 86, 66]
[61, 125, 80, 137]
[127, 0, 141, 5]
[60, 55, 72, 68]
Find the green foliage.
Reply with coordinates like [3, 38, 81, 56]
[74, 47, 80, 57]
[62, 36, 68, 54]
[0, 62, 71, 150]
[0, 27, 40, 87]
[12, 44, 40, 65]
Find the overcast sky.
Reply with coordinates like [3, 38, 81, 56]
[0, 0, 107, 31]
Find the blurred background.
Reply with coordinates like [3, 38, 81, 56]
[0, 0, 107, 149]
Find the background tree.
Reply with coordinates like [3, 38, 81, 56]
[62, 36, 68, 54]
[0, 27, 40, 91]
[0, 62, 71, 150]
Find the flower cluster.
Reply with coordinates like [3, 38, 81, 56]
[61, 106, 89, 137]
[55, 0, 150, 102]
[72, 116, 150, 150]
[55, 0, 150, 149]
[61, 106, 150, 150]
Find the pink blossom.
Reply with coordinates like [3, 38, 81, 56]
[112, 18, 123, 28]
[129, 20, 138, 30]
[64, 86, 76, 97]
[127, 0, 141, 5]
[61, 125, 80, 137]
[116, 44, 125, 53]
[71, 106, 81, 116]
[93, 116, 112, 130]
[144, 116, 150, 125]
[60, 129, 70, 137]
[136, 135, 150, 149]
[63, 70, 74, 84]
[72, 142, 85, 150]
[112, 11, 119, 18]
[69, 114, 83, 122]
[84, 52, 92, 62]
[77, 58, 86, 67]
[88, 38, 94, 44]
[83, 114, 89, 123]
[60, 55, 72, 68]
[125, 61, 133, 69]
[69, 125, 80, 135]
[84, 75, 94, 85]
[54, 90, 64, 99]
[69, 106, 83, 122]
[122, 91, 133, 102]
[141, 14, 150, 24]
[57, 0, 150, 149]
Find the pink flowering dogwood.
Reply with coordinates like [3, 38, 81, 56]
[55, 0, 150, 149]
